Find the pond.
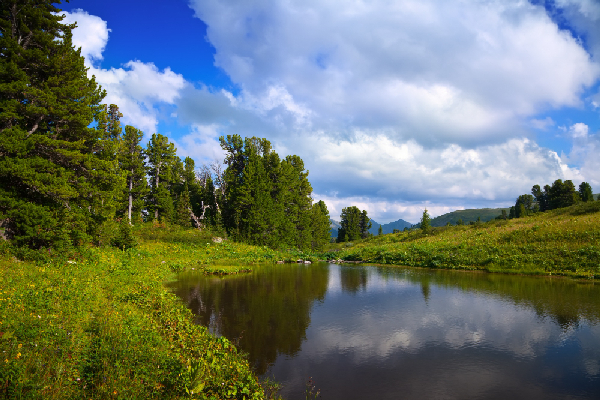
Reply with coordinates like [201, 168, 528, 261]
[169, 263, 600, 399]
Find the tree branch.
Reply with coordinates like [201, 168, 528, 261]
[26, 115, 43, 137]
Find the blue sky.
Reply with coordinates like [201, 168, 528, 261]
[60, 0, 600, 223]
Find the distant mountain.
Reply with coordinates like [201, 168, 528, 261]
[430, 208, 509, 227]
[329, 218, 413, 239]
[369, 219, 413, 235]
[329, 219, 341, 239]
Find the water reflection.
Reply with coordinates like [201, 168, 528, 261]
[170, 263, 329, 374]
[171, 263, 600, 399]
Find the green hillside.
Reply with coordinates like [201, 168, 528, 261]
[430, 208, 509, 226]
[322, 200, 600, 279]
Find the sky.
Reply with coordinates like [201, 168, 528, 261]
[59, 0, 600, 224]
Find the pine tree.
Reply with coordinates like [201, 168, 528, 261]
[175, 182, 192, 228]
[338, 206, 362, 242]
[378, 225, 383, 236]
[0, 1, 120, 248]
[311, 200, 331, 251]
[579, 182, 594, 202]
[359, 210, 372, 239]
[420, 208, 431, 234]
[119, 125, 148, 224]
[146, 133, 177, 222]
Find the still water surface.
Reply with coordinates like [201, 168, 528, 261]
[170, 263, 600, 399]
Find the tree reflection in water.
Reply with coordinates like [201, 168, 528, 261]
[170, 263, 329, 374]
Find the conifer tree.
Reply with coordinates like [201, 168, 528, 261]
[183, 157, 202, 224]
[119, 125, 147, 224]
[420, 208, 431, 234]
[359, 210, 372, 239]
[0, 1, 119, 248]
[146, 133, 177, 222]
[311, 200, 331, 250]
[175, 182, 192, 228]
[338, 206, 362, 242]
[579, 182, 594, 202]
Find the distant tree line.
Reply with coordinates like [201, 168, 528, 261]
[503, 180, 595, 219]
[0, 5, 330, 251]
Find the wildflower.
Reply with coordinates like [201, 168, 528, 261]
[18, 343, 22, 348]
[16, 352, 21, 359]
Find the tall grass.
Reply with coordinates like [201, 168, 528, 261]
[0, 223, 288, 399]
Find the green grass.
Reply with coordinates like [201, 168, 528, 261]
[323, 201, 600, 279]
[0, 223, 291, 399]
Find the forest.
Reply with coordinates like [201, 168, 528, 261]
[0, 1, 330, 254]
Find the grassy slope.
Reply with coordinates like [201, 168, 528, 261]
[325, 201, 600, 278]
[429, 207, 509, 226]
[0, 225, 304, 399]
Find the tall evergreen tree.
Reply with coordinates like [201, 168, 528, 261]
[548, 179, 579, 210]
[175, 182, 192, 228]
[311, 200, 331, 251]
[579, 182, 594, 202]
[359, 210, 372, 239]
[0, 0, 119, 248]
[183, 157, 202, 225]
[119, 125, 147, 224]
[146, 133, 177, 222]
[420, 208, 431, 234]
[338, 206, 362, 242]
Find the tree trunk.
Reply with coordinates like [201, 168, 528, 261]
[155, 164, 160, 220]
[128, 170, 133, 224]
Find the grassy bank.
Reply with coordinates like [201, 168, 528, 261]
[0, 224, 298, 399]
[324, 201, 600, 279]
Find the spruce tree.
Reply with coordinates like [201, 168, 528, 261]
[359, 210, 372, 239]
[338, 206, 362, 242]
[579, 182, 594, 202]
[146, 133, 177, 222]
[420, 208, 431, 234]
[175, 182, 192, 228]
[311, 200, 331, 250]
[119, 125, 148, 224]
[0, 1, 120, 248]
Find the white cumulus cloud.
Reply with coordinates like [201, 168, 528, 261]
[62, 10, 186, 136]
[189, 0, 600, 146]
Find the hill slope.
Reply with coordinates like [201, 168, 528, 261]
[430, 208, 509, 226]
[323, 201, 600, 278]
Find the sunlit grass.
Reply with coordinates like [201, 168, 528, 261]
[323, 201, 600, 279]
[0, 223, 289, 399]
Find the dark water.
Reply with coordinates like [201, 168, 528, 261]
[169, 263, 600, 399]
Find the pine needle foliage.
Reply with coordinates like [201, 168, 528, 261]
[0, 0, 121, 249]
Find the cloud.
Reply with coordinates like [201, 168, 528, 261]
[64, 11, 186, 136]
[60, 9, 109, 67]
[300, 134, 581, 222]
[568, 122, 589, 138]
[61, 4, 600, 223]
[562, 123, 600, 187]
[530, 117, 555, 130]
[189, 0, 600, 147]
[171, 124, 227, 164]
[92, 62, 186, 135]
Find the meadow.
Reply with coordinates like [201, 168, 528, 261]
[324, 201, 600, 279]
[2, 201, 599, 399]
[0, 224, 309, 399]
